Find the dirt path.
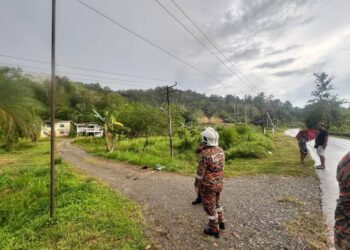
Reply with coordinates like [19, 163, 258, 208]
[58, 140, 326, 249]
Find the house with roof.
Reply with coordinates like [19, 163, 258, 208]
[40, 120, 72, 138]
[75, 123, 103, 137]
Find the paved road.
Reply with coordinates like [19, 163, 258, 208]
[285, 129, 350, 237]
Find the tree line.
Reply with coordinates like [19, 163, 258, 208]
[0, 66, 349, 150]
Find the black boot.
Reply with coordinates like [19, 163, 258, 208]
[219, 222, 225, 230]
[203, 227, 220, 238]
[192, 194, 202, 205]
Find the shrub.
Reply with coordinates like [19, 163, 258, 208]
[236, 125, 251, 135]
[226, 141, 268, 159]
[54, 157, 63, 165]
[176, 127, 200, 152]
[219, 127, 240, 150]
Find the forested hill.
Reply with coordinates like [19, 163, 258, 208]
[2, 66, 349, 132]
[118, 88, 302, 124]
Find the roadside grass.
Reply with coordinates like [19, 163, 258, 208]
[75, 132, 315, 177]
[0, 141, 148, 249]
[285, 212, 330, 249]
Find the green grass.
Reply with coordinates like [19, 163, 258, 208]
[75, 132, 315, 177]
[0, 141, 148, 250]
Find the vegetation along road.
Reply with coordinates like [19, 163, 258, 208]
[59, 136, 329, 249]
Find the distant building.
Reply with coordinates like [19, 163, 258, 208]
[75, 123, 103, 137]
[197, 116, 224, 125]
[41, 121, 72, 138]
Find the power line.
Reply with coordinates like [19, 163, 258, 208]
[76, 0, 224, 84]
[167, 0, 260, 94]
[0, 62, 155, 88]
[0, 53, 173, 84]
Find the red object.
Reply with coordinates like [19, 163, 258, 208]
[305, 129, 317, 140]
[296, 129, 317, 141]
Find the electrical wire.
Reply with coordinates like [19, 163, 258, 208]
[167, 0, 260, 94]
[0, 54, 173, 84]
[0, 62, 156, 88]
[76, 0, 224, 84]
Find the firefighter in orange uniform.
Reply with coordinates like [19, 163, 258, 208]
[195, 127, 225, 238]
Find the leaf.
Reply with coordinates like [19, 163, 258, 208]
[92, 109, 104, 122]
[111, 117, 124, 127]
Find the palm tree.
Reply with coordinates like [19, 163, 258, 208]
[0, 67, 43, 150]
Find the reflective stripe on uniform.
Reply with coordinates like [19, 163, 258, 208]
[216, 206, 223, 212]
[195, 174, 203, 180]
[208, 213, 218, 220]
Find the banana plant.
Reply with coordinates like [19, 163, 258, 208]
[92, 109, 124, 152]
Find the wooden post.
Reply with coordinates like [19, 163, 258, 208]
[166, 82, 177, 158]
[50, 0, 56, 217]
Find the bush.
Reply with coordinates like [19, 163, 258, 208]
[176, 128, 200, 152]
[236, 125, 251, 135]
[54, 156, 63, 165]
[219, 127, 240, 150]
[226, 141, 270, 159]
[221, 127, 273, 159]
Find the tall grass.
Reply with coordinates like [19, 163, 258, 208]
[75, 128, 315, 177]
[0, 141, 147, 249]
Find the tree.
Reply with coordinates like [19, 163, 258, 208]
[0, 67, 43, 150]
[305, 72, 344, 128]
[93, 108, 124, 152]
[309, 72, 336, 103]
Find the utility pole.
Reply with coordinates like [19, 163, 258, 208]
[50, 0, 56, 217]
[167, 82, 177, 158]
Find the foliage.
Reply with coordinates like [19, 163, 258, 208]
[0, 141, 147, 249]
[2, 66, 349, 147]
[92, 108, 124, 152]
[119, 88, 303, 125]
[75, 132, 315, 177]
[225, 130, 273, 159]
[308, 72, 336, 104]
[176, 126, 200, 152]
[219, 127, 241, 150]
[0, 67, 43, 150]
[305, 72, 347, 129]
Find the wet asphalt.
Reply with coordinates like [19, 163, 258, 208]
[285, 129, 350, 242]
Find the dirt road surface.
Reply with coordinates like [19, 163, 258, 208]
[58, 140, 325, 249]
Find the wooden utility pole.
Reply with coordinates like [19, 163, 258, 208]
[167, 82, 177, 158]
[50, 0, 56, 217]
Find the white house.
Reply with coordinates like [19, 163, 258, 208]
[75, 123, 103, 137]
[41, 121, 72, 138]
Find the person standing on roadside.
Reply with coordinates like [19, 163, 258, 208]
[314, 122, 328, 169]
[296, 130, 309, 165]
[334, 151, 350, 249]
[195, 127, 225, 238]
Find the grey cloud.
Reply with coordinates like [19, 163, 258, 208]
[217, 0, 316, 39]
[257, 58, 297, 69]
[265, 44, 303, 56]
[225, 41, 263, 62]
[272, 61, 327, 78]
[272, 68, 309, 77]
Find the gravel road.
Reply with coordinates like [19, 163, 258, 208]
[58, 140, 326, 249]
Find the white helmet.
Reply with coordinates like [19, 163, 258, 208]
[201, 127, 219, 147]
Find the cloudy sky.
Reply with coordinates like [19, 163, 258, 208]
[0, 0, 349, 107]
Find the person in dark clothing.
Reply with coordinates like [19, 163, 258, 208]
[296, 130, 309, 165]
[314, 122, 328, 169]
